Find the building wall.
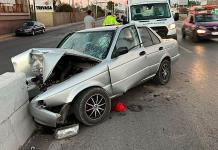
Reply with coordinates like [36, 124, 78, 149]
[36, 12, 54, 27]
[0, 0, 30, 35]
[0, 13, 30, 35]
[201, 0, 218, 5]
[36, 11, 86, 27]
[53, 12, 72, 26]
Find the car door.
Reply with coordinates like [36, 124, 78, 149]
[34, 22, 40, 33]
[108, 26, 149, 94]
[138, 27, 164, 75]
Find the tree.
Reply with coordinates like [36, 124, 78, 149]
[107, 1, 114, 11]
[56, 3, 73, 12]
[188, 0, 200, 6]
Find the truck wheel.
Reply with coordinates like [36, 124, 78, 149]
[153, 59, 171, 85]
[73, 87, 111, 126]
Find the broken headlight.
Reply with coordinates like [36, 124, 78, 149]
[31, 54, 43, 76]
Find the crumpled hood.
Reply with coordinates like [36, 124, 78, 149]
[11, 48, 100, 82]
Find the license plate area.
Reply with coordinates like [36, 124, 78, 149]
[211, 32, 218, 35]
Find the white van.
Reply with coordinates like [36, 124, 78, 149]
[128, 0, 179, 39]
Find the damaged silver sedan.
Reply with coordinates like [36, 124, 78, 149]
[11, 24, 179, 127]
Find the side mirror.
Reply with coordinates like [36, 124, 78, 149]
[174, 13, 179, 21]
[114, 47, 128, 58]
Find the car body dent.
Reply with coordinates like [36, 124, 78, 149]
[33, 61, 111, 106]
[11, 48, 101, 84]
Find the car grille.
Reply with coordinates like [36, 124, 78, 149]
[207, 26, 218, 32]
[151, 26, 168, 38]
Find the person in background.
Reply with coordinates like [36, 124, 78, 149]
[121, 15, 128, 24]
[102, 12, 120, 26]
[115, 13, 122, 23]
[84, 10, 95, 29]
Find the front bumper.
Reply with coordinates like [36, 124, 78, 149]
[171, 53, 180, 63]
[198, 34, 218, 39]
[29, 101, 61, 127]
[16, 30, 32, 35]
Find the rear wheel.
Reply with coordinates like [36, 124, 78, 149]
[73, 87, 111, 126]
[153, 59, 171, 85]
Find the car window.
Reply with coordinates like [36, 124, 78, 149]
[138, 27, 153, 47]
[115, 26, 140, 51]
[147, 28, 160, 45]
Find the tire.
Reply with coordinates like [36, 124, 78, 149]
[182, 28, 186, 39]
[192, 32, 200, 42]
[31, 30, 35, 36]
[153, 59, 171, 85]
[73, 87, 111, 126]
[42, 28, 45, 34]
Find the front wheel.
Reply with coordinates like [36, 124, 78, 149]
[153, 59, 171, 85]
[42, 28, 45, 34]
[192, 32, 200, 42]
[73, 87, 111, 126]
[31, 30, 35, 36]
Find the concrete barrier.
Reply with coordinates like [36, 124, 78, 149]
[0, 72, 35, 150]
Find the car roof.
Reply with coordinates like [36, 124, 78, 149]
[78, 26, 120, 32]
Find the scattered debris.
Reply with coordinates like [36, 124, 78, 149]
[112, 102, 126, 112]
[164, 95, 171, 101]
[127, 104, 143, 112]
[54, 124, 79, 140]
[153, 94, 161, 97]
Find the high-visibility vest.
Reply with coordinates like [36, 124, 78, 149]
[102, 15, 120, 26]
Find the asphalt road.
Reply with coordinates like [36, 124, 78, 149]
[1, 22, 218, 150]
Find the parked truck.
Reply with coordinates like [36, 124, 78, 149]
[128, 0, 179, 39]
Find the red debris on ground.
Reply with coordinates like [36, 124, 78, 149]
[112, 102, 126, 112]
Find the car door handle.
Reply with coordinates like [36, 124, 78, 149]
[159, 47, 163, 50]
[139, 51, 145, 56]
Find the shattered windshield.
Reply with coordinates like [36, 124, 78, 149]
[60, 31, 114, 60]
[131, 3, 171, 21]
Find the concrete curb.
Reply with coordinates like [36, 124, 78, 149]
[0, 72, 36, 150]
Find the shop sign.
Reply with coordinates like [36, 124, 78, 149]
[35, 0, 54, 12]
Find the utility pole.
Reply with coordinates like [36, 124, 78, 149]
[33, 0, 36, 21]
[96, 0, 98, 18]
[88, 0, 90, 9]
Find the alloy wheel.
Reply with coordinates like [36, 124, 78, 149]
[85, 94, 106, 120]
